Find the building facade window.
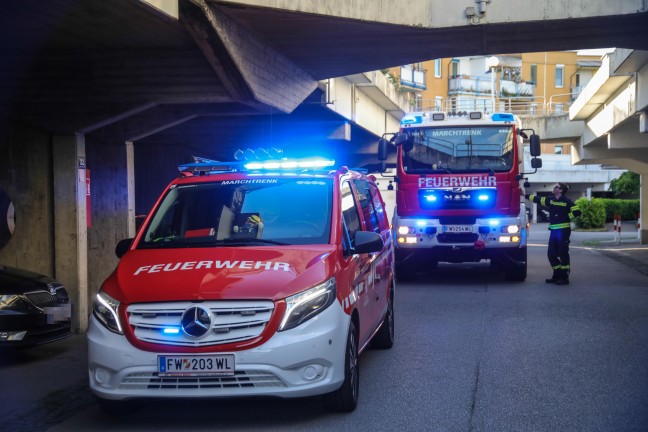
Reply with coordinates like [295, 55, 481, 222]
[434, 59, 441, 78]
[555, 64, 564, 88]
[554, 145, 563, 154]
[451, 60, 459, 78]
[434, 96, 443, 111]
[530, 64, 537, 85]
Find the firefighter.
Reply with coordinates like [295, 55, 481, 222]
[525, 183, 581, 285]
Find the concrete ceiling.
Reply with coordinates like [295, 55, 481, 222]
[2, 0, 648, 164]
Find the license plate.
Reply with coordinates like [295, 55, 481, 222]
[158, 354, 235, 377]
[444, 225, 472, 233]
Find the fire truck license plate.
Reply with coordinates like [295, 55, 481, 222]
[445, 225, 472, 233]
[158, 354, 235, 376]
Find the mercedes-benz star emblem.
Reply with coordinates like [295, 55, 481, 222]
[181, 306, 212, 338]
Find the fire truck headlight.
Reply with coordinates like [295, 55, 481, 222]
[398, 226, 414, 235]
[502, 225, 520, 234]
[92, 291, 123, 334]
[279, 278, 336, 332]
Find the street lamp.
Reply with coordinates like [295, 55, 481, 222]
[486, 56, 499, 113]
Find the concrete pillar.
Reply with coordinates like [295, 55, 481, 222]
[640, 173, 648, 244]
[52, 134, 88, 331]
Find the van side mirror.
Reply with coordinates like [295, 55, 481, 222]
[115, 238, 134, 258]
[353, 231, 384, 254]
[529, 134, 541, 157]
[531, 157, 542, 169]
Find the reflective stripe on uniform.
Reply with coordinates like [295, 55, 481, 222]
[549, 222, 570, 229]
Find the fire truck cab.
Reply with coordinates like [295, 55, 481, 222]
[88, 153, 395, 414]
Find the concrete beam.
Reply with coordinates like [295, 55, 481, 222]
[216, 0, 648, 28]
[522, 115, 583, 143]
[580, 82, 637, 145]
[608, 119, 648, 149]
[184, 0, 317, 113]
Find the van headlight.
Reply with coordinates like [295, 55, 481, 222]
[92, 291, 123, 334]
[279, 278, 336, 332]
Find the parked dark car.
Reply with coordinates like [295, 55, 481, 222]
[0, 265, 73, 347]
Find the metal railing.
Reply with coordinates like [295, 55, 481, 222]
[409, 96, 579, 117]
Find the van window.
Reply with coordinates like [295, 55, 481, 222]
[352, 179, 380, 233]
[341, 181, 361, 250]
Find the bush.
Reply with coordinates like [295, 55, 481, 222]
[573, 197, 606, 229]
[596, 198, 640, 221]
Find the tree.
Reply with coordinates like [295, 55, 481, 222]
[609, 171, 640, 197]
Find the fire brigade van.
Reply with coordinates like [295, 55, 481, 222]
[87, 153, 395, 414]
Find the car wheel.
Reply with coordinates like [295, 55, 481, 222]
[96, 397, 137, 416]
[372, 289, 394, 349]
[324, 321, 359, 412]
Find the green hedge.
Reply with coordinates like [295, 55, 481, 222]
[573, 197, 606, 229]
[596, 198, 640, 221]
[572, 198, 640, 229]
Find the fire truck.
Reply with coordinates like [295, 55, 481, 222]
[378, 111, 542, 282]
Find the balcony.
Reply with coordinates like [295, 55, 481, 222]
[448, 75, 534, 98]
[399, 66, 426, 90]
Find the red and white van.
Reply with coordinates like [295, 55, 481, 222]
[88, 156, 395, 414]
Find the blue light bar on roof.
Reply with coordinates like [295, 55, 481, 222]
[401, 115, 423, 125]
[244, 158, 335, 170]
[491, 113, 515, 122]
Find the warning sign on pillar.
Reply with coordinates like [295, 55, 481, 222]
[86, 169, 91, 228]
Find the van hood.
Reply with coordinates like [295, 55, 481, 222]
[111, 246, 338, 304]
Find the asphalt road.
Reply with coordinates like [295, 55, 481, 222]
[1, 237, 647, 432]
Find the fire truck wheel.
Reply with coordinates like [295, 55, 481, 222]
[372, 287, 394, 349]
[395, 263, 416, 282]
[325, 321, 359, 412]
[504, 247, 527, 281]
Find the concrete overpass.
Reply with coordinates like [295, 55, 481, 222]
[2, 0, 648, 331]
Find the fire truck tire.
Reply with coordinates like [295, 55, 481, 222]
[395, 263, 416, 282]
[325, 321, 359, 412]
[372, 288, 394, 349]
[504, 247, 527, 281]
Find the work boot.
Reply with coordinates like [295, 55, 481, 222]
[555, 278, 570, 285]
[545, 270, 560, 283]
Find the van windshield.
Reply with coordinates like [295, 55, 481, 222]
[139, 178, 332, 248]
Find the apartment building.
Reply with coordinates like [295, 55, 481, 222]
[387, 51, 624, 217]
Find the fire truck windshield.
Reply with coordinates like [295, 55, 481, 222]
[402, 126, 514, 173]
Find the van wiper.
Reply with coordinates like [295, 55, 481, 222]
[220, 238, 292, 246]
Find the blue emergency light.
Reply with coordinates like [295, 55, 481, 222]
[491, 113, 515, 122]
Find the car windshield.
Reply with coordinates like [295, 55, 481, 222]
[403, 125, 514, 173]
[139, 177, 332, 248]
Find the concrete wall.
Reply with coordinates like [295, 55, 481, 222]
[0, 123, 55, 276]
[85, 138, 135, 302]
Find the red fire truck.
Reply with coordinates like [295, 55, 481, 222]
[378, 111, 542, 282]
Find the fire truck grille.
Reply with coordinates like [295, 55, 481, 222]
[118, 371, 285, 390]
[127, 301, 274, 347]
[437, 233, 479, 243]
